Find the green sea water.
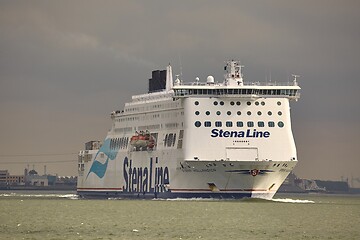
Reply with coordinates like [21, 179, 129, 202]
[0, 191, 359, 240]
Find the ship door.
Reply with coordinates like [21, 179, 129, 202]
[225, 147, 258, 161]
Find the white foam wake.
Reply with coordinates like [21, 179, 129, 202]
[271, 198, 314, 204]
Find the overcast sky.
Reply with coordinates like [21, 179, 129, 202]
[0, 0, 359, 184]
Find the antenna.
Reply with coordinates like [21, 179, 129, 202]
[178, 54, 183, 79]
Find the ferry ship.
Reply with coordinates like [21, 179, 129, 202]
[77, 60, 300, 199]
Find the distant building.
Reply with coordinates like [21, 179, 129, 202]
[0, 170, 25, 186]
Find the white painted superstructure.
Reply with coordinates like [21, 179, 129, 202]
[77, 60, 300, 199]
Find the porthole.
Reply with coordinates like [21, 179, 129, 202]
[195, 121, 201, 127]
[278, 111, 282, 116]
[247, 111, 252, 116]
[255, 102, 259, 106]
[261, 101, 265, 106]
[237, 121, 243, 127]
[257, 111, 262, 116]
[237, 111, 241, 115]
[247, 121, 254, 127]
[214, 101, 218, 106]
[216, 111, 221, 116]
[220, 101, 224, 106]
[230, 101, 235, 106]
[227, 111, 231, 116]
[247, 101, 251, 106]
[236, 101, 241, 106]
[277, 101, 281, 106]
[206, 111, 210, 115]
[195, 111, 200, 115]
[195, 101, 199, 106]
[268, 111, 272, 116]
[268, 121, 275, 127]
[278, 121, 284, 128]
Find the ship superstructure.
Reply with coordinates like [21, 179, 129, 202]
[77, 60, 300, 199]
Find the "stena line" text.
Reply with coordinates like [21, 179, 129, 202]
[211, 129, 270, 138]
[123, 157, 170, 193]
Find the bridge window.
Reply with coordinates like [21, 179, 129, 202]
[258, 121, 265, 127]
[215, 121, 222, 127]
[226, 121, 233, 127]
[247, 121, 254, 127]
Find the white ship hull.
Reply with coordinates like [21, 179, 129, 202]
[77, 60, 300, 200]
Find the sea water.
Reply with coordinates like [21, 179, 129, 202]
[0, 191, 359, 240]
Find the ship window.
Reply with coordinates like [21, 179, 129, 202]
[227, 111, 231, 116]
[247, 101, 251, 106]
[268, 121, 275, 127]
[204, 121, 211, 127]
[247, 111, 251, 116]
[220, 101, 224, 106]
[195, 101, 199, 105]
[167, 133, 173, 147]
[278, 111, 282, 116]
[194, 121, 201, 127]
[226, 121, 233, 127]
[164, 134, 168, 146]
[261, 101, 265, 106]
[258, 121, 265, 127]
[278, 121, 284, 128]
[257, 111, 262, 116]
[216, 111, 221, 116]
[236, 101, 241, 105]
[268, 111, 272, 116]
[213, 101, 218, 106]
[230, 101, 235, 106]
[277, 101, 281, 106]
[237, 111, 241, 116]
[206, 111, 210, 115]
[255, 102, 259, 106]
[237, 121, 243, 127]
[215, 121, 222, 127]
[173, 134, 176, 146]
[247, 121, 254, 127]
[195, 111, 200, 115]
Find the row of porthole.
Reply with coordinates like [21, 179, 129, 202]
[194, 121, 285, 128]
[194, 101, 282, 106]
[195, 110, 282, 116]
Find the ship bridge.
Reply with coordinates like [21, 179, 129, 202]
[172, 60, 300, 101]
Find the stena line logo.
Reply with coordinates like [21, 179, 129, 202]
[211, 129, 270, 138]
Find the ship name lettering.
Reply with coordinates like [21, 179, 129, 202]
[123, 157, 170, 193]
[210, 129, 270, 138]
